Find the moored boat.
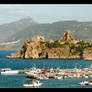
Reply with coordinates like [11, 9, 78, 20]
[0, 68, 19, 75]
[23, 80, 43, 88]
[88, 80, 92, 85]
[78, 81, 89, 85]
[54, 75, 63, 79]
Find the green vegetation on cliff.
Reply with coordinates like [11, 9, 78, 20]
[2, 19, 92, 50]
[70, 40, 92, 55]
[45, 40, 65, 48]
[8, 31, 92, 59]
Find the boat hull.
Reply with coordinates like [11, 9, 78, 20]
[1, 70, 19, 75]
[23, 83, 43, 88]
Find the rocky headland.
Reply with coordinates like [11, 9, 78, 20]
[6, 31, 92, 60]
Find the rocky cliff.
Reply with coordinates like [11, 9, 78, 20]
[6, 31, 92, 60]
[83, 48, 92, 61]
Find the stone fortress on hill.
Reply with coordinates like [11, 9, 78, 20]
[6, 31, 92, 61]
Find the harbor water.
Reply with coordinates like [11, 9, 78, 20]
[0, 50, 92, 88]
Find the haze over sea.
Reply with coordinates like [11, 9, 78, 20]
[0, 50, 92, 88]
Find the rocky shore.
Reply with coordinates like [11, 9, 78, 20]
[6, 31, 92, 61]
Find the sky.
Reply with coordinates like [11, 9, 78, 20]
[0, 4, 92, 24]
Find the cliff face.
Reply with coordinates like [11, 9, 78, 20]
[83, 48, 92, 60]
[6, 31, 92, 60]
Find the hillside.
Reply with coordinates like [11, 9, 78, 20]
[11, 20, 92, 42]
[0, 17, 38, 43]
[1, 19, 92, 50]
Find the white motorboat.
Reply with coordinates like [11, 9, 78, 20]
[36, 76, 44, 80]
[25, 69, 41, 75]
[64, 75, 68, 79]
[1, 68, 11, 71]
[88, 82, 92, 85]
[78, 81, 89, 85]
[23, 80, 43, 88]
[43, 76, 49, 80]
[88, 80, 92, 85]
[68, 75, 74, 78]
[54, 75, 63, 79]
[84, 76, 89, 79]
[90, 64, 92, 68]
[1, 70, 19, 75]
[0, 68, 19, 75]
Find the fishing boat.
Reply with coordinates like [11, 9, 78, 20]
[78, 81, 89, 85]
[54, 75, 63, 79]
[67, 75, 74, 78]
[64, 75, 68, 79]
[0, 68, 19, 75]
[23, 80, 43, 88]
[25, 64, 41, 75]
[82, 74, 89, 78]
[43, 76, 49, 80]
[36, 75, 44, 80]
[78, 80, 92, 86]
[88, 80, 92, 85]
[84, 76, 89, 78]
[90, 64, 92, 68]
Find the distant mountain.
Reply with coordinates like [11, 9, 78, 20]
[11, 20, 92, 42]
[0, 17, 38, 43]
[1, 18, 92, 50]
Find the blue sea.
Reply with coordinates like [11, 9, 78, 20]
[0, 50, 92, 88]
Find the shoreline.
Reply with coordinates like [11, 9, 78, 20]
[6, 56, 92, 61]
[5, 56, 82, 60]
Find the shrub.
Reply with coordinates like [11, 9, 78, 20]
[70, 45, 75, 49]
[45, 41, 65, 48]
[64, 41, 69, 45]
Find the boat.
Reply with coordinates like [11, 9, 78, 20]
[67, 75, 74, 78]
[36, 75, 49, 80]
[78, 81, 89, 85]
[43, 76, 49, 80]
[88, 80, 92, 85]
[25, 69, 41, 75]
[0, 68, 19, 75]
[23, 80, 43, 88]
[83, 75, 89, 78]
[25, 65, 41, 75]
[54, 75, 63, 79]
[36, 76, 44, 80]
[64, 75, 68, 79]
[78, 80, 92, 86]
[84, 76, 89, 78]
[90, 64, 92, 68]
